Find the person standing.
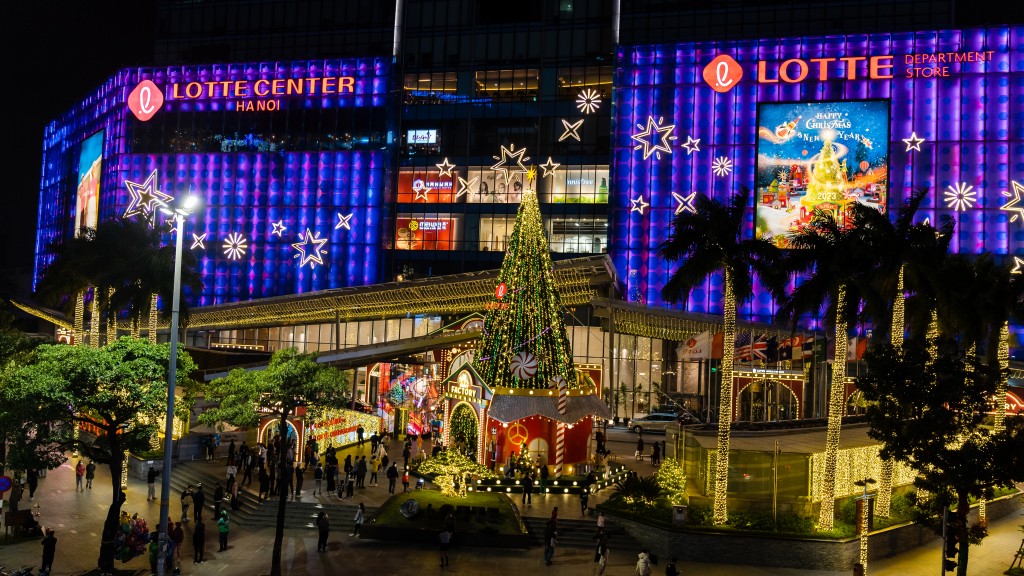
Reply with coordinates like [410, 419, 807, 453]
[351, 502, 365, 537]
[386, 462, 399, 494]
[192, 518, 206, 564]
[636, 434, 645, 462]
[213, 482, 225, 519]
[356, 425, 365, 447]
[146, 466, 159, 501]
[401, 470, 410, 492]
[180, 484, 194, 523]
[325, 461, 337, 494]
[217, 510, 230, 551]
[543, 520, 557, 566]
[85, 460, 96, 489]
[242, 452, 254, 485]
[75, 460, 85, 492]
[295, 464, 305, 497]
[227, 439, 236, 465]
[438, 527, 452, 567]
[192, 484, 206, 522]
[579, 487, 590, 515]
[402, 443, 412, 469]
[635, 549, 653, 576]
[27, 468, 39, 500]
[595, 510, 606, 535]
[171, 521, 185, 570]
[595, 542, 609, 576]
[539, 463, 549, 494]
[258, 467, 270, 502]
[665, 557, 680, 576]
[313, 463, 324, 495]
[356, 456, 367, 488]
[316, 511, 330, 552]
[522, 473, 533, 505]
[40, 528, 57, 573]
[651, 442, 661, 467]
[369, 457, 380, 487]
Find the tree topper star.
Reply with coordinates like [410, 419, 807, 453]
[335, 212, 354, 230]
[539, 157, 561, 178]
[672, 191, 697, 215]
[558, 118, 584, 142]
[903, 132, 925, 152]
[681, 135, 701, 155]
[292, 228, 329, 269]
[630, 195, 650, 215]
[1000, 180, 1024, 224]
[435, 157, 456, 177]
[124, 170, 174, 218]
[631, 116, 677, 161]
[190, 233, 207, 250]
[271, 220, 287, 237]
[491, 144, 530, 185]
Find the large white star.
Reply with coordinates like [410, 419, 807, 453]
[413, 181, 430, 202]
[559, 118, 584, 142]
[631, 116, 677, 161]
[435, 157, 456, 177]
[681, 135, 701, 155]
[271, 220, 287, 237]
[903, 132, 925, 152]
[292, 229, 328, 269]
[672, 192, 697, 215]
[190, 233, 206, 250]
[1000, 180, 1024, 224]
[630, 195, 649, 215]
[124, 170, 174, 218]
[539, 157, 561, 178]
[335, 212, 354, 230]
[456, 176, 477, 199]
[491, 144, 530, 185]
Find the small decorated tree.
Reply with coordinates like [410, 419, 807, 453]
[418, 448, 499, 498]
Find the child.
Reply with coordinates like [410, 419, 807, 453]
[402, 470, 410, 492]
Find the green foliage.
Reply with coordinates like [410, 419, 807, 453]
[609, 473, 663, 506]
[654, 457, 688, 504]
[416, 448, 498, 497]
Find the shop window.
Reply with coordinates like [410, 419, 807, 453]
[547, 218, 608, 253]
[479, 216, 515, 251]
[543, 165, 609, 204]
[464, 166, 526, 204]
[395, 214, 461, 250]
[397, 167, 457, 203]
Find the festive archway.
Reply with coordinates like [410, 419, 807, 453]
[737, 379, 799, 422]
[449, 402, 479, 458]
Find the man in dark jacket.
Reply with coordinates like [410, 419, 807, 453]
[146, 466, 159, 501]
[192, 518, 206, 563]
[192, 484, 206, 522]
[386, 463, 399, 494]
[522, 473, 534, 505]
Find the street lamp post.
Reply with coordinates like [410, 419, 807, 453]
[854, 476, 877, 576]
[157, 196, 197, 576]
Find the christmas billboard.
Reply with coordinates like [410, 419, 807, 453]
[755, 100, 889, 247]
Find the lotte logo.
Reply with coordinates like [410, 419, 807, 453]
[703, 54, 743, 93]
[128, 80, 164, 122]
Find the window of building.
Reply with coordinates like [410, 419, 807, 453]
[556, 65, 613, 98]
[397, 167, 457, 203]
[403, 71, 458, 104]
[544, 165, 609, 204]
[474, 69, 539, 100]
[547, 217, 607, 253]
[395, 213, 461, 250]
[479, 216, 515, 252]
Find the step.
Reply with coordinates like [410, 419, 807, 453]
[522, 516, 642, 551]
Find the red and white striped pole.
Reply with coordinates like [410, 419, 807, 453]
[553, 376, 567, 479]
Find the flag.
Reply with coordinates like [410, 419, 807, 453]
[846, 336, 867, 361]
[677, 331, 712, 360]
[778, 335, 804, 361]
[735, 332, 769, 361]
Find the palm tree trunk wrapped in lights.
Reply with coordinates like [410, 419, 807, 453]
[713, 268, 736, 525]
[74, 291, 85, 345]
[131, 318, 140, 339]
[89, 289, 100, 348]
[875, 265, 905, 518]
[980, 322, 1011, 522]
[817, 285, 849, 530]
[106, 287, 117, 345]
[148, 293, 158, 344]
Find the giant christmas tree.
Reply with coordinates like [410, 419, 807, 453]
[474, 173, 577, 391]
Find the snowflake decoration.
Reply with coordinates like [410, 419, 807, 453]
[292, 228, 329, 269]
[190, 233, 206, 250]
[944, 182, 977, 212]
[631, 116, 677, 161]
[712, 156, 733, 177]
[999, 180, 1024, 224]
[576, 89, 602, 114]
[222, 232, 248, 260]
[672, 192, 697, 215]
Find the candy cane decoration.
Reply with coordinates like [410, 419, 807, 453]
[551, 376, 568, 479]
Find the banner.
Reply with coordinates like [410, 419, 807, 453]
[677, 331, 712, 360]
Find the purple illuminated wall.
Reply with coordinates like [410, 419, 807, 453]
[612, 27, 1022, 327]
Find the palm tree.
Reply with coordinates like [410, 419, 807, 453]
[658, 187, 785, 525]
[777, 210, 875, 530]
[851, 188, 950, 516]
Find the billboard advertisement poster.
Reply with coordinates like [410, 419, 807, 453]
[395, 216, 458, 250]
[75, 130, 104, 237]
[754, 100, 889, 247]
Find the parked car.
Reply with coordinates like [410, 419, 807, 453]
[629, 412, 681, 434]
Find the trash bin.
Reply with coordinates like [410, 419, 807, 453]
[672, 505, 688, 526]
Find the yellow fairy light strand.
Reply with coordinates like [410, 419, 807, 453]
[817, 284, 848, 531]
[89, 289, 100, 349]
[106, 287, 117, 345]
[148, 293, 158, 344]
[876, 264, 905, 518]
[713, 267, 736, 525]
[73, 290, 85, 345]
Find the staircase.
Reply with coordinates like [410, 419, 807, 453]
[167, 461, 371, 531]
[521, 516, 642, 552]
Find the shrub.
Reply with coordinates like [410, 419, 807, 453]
[776, 513, 815, 534]
[686, 503, 714, 526]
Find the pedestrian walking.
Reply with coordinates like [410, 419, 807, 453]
[295, 464, 305, 497]
[402, 444, 412, 469]
[595, 510, 606, 535]
[181, 484, 194, 523]
[213, 482, 224, 518]
[325, 462, 337, 494]
[316, 511, 330, 551]
[636, 434, 645, 462]
[345, 472, 356, 498]
[543, 520, 557, 565]
[192, 518, 206, 563]
[258, 467, 270, 502]
[635, 549, 653, 576]
[539, 463, 549, 494]
[27, 468, 39, 500]
[357, 425, 365, 447]
[313, 463, 324, 495]
[369, 457, 380, 486]
[242, 453, 254, 485]
[206, 438, 215, 461]
[370, 432, 379, 455]
[40, 528, 56, 573]
[438, 527, 452, 567]
[579, 487, 590, 515]
[351, 502, 365, 537]
[75, 460, 85, 492]
[85, 460, 96, 489]
[192, 484, 206, 522]
[146, 466, 159, 500]
[171, 521, 185, 569]
[356, 456, 367, 488]
[651, 442, 661, 466]
[402, 470, 410, 492]
[595, 542, 609, 575]
[227, 439, 236, 465]
[386, 462, 399, 494]
[217, 510, 230, 551]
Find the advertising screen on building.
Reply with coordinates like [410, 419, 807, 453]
[755, 101, 889, 247]
[75, 131, 103, 237]
[395, 216, 459, 250]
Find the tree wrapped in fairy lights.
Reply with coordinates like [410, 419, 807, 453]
[473, 175, 576, 391]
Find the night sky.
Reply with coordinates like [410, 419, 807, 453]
[4, 3, 153, 296]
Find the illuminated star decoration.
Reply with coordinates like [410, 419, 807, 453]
[165, 215, 178, 234]
[672, 192, 697, 215]
[271, 220, 287, 237]
[540, 157, 561, 178]
[944, 182, 977, 212]
[525, 166, 537, 188]
[191, 233, 206, 250]
[123, 170, 174, 218]
[491, 144, 530, 185]
[903, 132, 925, 152]
[712, 156, 733, 177]
[631, 115, 677, 161]
[335, 212, 353, 231]
[292, 228, 329, 269]
[412, 180, 430, 202]
[576, 89, 602, 114]
[435, 157, 456, 177]
[456, 176, 477, 199]
[681, 135, 701, 155]
[558, 118, 584, 142]
[999, 180, 1024, 223]
[630, 195, 650, 215]
[1011, 256, 1023, 275]
[222, 232, 248, 260]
